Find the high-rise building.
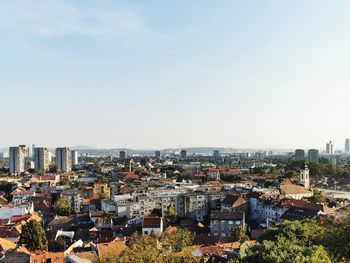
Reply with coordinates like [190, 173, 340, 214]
[34, 147, 50, 171]
[345, 139, 350, 153]
[9, 145, 27, 174]
[326, 141, 334, 155]
[55, 147, 72, 173]
[213, 150, 220, 158]
[71, 150, 79, 166]
[295, 149, 305, 161]
[119, 151, 127, 160]
[300, 163, 310, 188]
[308, 149, 319, 163]
[155, 151, 161, 159]
[180, 149, 187, 159]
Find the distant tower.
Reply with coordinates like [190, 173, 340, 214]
[213, 150, 220, 158]
[295, 149, 305, 161]
[155, 151, 161, 159]
[326, 141, 334, 155]
[71, 150, 79, 166]
[9, 145, 27, 174]
[55, 147, 72, 173]
[119, 151, 127, 160]
[345, 139, 350, 153]
[180, 149, 187, 159]
[300, 163, 310, 189]
[129, 159, 134, 173]
[308, 149, 319, 163]
[34, 147, 50, 171]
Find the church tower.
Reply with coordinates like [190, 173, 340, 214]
[300, 163, 310, 188]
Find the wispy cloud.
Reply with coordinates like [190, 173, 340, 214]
[0, 0, 146, 37]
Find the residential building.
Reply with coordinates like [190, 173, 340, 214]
[93, 183, 110, 199]
[210, 211, 245, 238]
[142, 216, 163, 236]
[33, 147, 50, 171]
[346, 139, 350, 153]
[71, 150, 79, 166]
[180, 149, 187, 159]
[294, 149, 305, 161]
[62, 190, 82, 213]
[119, 151, 127, 160]
[308, 149, 319, 163]
[55, 147, 72, 172]
[221, 194, 248, 213]
[155, 150, 161, 159]
[326, 141, 334, 155]
[9, 145, 26, 174]
[213, 150, 220, 158]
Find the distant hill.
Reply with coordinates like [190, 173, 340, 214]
[70, 145, 95, 150]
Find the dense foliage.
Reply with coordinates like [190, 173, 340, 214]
[19, 219, 48, 251]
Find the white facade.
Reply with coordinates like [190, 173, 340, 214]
[71, 150, 79, 166]
[300, 165, 310, 188]
[9, 145, 26, 174]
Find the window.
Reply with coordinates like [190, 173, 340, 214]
[229, 221, 233, 224]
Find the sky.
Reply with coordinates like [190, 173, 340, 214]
[1, 0, 350, 150]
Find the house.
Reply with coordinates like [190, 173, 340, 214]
[101, 199, 118, 213]
[280, 206, 324, 221]
[97, 238, 126, 259]
[142, 216, 163, 236]
[93, 183, 110, 199]
[221, 195, 247, 213]
[62, 189, 82, 213]
[11, 189, 35, 205]
[279, 184, 313, 200]
[210, 211, 245, 239]
[30, 250, 65, 263]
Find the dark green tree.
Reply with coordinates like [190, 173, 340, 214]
[19, 219, 48, 251]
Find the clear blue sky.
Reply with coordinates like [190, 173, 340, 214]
[1, 0, 350, 150]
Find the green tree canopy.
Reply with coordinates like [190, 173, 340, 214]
[54, 197, 74, 216]
[19, 219, 48, 251]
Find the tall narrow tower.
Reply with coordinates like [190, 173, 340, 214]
[300, 163, 310, 189]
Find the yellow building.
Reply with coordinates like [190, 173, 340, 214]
[93, 183, 111, 199]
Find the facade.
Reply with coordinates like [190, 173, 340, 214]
[119, 151, 127, 160]
[142, 216, 163, 236]
[213, 150, 220, 158]
[62, 190, 82, 213]
[294, 149, 305, 161]
[71, 150, 79, 166]
[180, 149, 187, 159]
[9, 145, 27, 174]
[34, 147, 50, 171]
[210, 211, 245, 238]
[346, 139, 350, 153]
[308, 149, 319, 163]
[300, 164, 310, 188]
[155, 150, 161, 159]
[326, 141, 334, 155]
[55, 147, 72, 172]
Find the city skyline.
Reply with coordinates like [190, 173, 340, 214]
[2, 1, 350, 149]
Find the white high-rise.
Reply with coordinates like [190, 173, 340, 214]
[55, 147, 72, 172]
[71, 150, 79, 166]
[345, 139, 350, 153]
[34, 147, 50, 171]
[9, 145, 27, 174]
[326, 141, 334, 155]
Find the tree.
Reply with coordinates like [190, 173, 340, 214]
[164, 202, 177, 225]
[232, 227, 249, 242]
[243, 236, 333, 263]
[322, 215, 350, 261]
[54, 197, 74, 216]
[258, 220, 323, 246]
[19, 219, 48, 251]
[161, 228, 195, 252]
